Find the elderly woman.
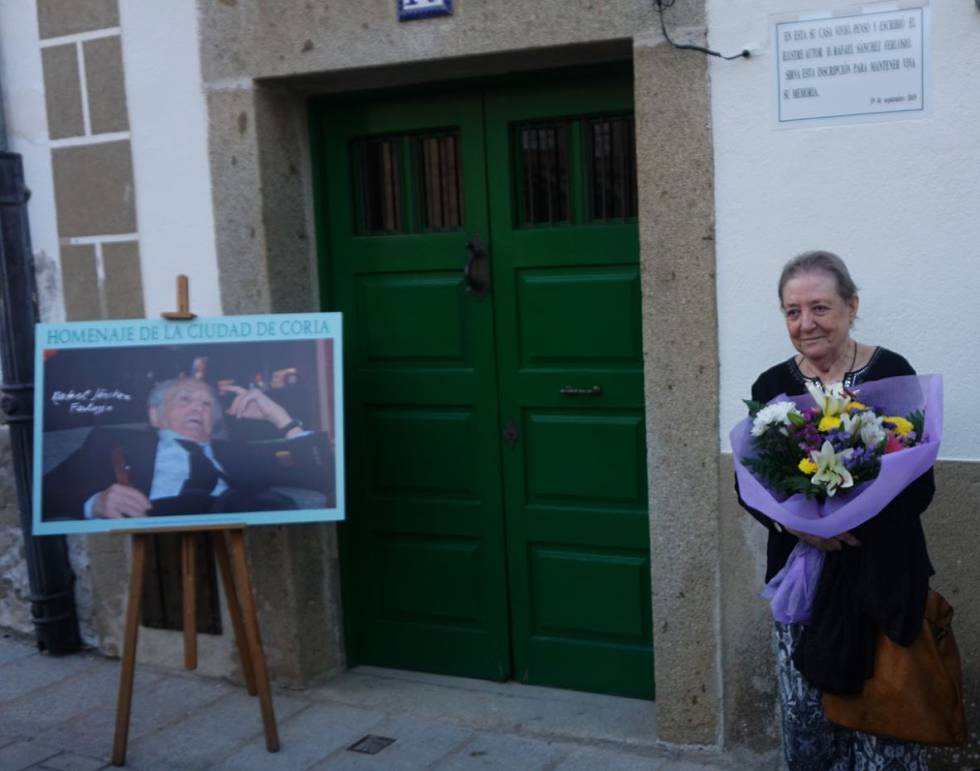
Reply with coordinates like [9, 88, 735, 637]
[738, 251, 935, 770]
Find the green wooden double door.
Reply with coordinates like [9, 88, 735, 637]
[313, 71, 653, 699]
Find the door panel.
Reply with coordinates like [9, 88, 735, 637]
[318, 94, 511, 679]
[529, 546, 650, 639]
[376, 533, 489, 624]
[485, 76, 654, 699]
[515, 266, 643, 366]
[314, 71, 652, 698]
[354, 274, 469, 363]
[523, 411, 647, 507]
[367, 407, 480, 500]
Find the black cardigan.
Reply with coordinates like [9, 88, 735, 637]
[737, 347, 935, 694]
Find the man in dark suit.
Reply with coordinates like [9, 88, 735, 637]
[42, 378, 334, 520]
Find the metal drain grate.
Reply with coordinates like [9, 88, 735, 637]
[347, 735, 397, 755]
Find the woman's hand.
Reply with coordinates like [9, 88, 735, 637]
[786, 527, 861, 551]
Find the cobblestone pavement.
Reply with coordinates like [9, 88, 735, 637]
[0, 633, 765, 770]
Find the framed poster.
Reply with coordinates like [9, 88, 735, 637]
[33, 313, 344, 535]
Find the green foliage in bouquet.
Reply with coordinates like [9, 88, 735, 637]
[742, 425, 817, 498]
[909, 410, 924, 441]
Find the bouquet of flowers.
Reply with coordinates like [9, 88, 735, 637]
[731, 374, 942, 622]
[745, 381, 925, 500]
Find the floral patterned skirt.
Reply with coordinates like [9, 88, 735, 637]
[774, 622, 928, 771]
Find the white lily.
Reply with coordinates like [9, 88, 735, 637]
[751, 401, 803, 437]
[858, 414, 887, 447]
[840, 410, 863, 435]
[809, 440, 854, 496]
[805, 381, 852, 417]
[840, 408, 886, 447]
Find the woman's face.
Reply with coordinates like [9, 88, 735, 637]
[780, 270, 858, 363]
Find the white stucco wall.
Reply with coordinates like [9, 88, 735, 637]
[119, 0, 222, 318]
[1, 1, 221, 320]
[709, 1, 980, 460]
[0, 0, 64, 322]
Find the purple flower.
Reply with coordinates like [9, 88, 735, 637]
[825, 429, 852, 451]
[843, 445, 879, 470]
[794, 423, 823, 452]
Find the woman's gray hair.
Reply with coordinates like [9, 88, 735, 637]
[778, 250, 858, 305]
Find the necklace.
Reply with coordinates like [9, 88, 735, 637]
[798, 340, 857, 383]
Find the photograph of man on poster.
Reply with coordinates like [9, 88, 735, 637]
[37, 333, 340, 531]
[43, 377, 333, 520]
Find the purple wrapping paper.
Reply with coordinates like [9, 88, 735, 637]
[731, 374, 942, 623]
[760, 542, 825, 623]
[731, 374, 943, 538]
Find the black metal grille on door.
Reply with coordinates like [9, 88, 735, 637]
[517, 124, 569, 226]
[355, 137, 403, 234]
[588, 116, 637, 222]
[417, 133, 463, 231]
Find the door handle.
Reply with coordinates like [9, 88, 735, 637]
[559, 386, 602, 397]
[463, 236, 490, 298]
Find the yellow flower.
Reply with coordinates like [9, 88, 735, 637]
[798, 458, 818, 475]
[885, 416, 914, 436]
[818, 415, 842, 432]
[847, 401, 867, 411]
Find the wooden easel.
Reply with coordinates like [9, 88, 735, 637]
[111, 276, 279, 766]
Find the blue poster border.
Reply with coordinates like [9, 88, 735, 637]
[32, 312, 345, 535]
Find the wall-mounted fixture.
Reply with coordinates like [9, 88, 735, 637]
[398, 0, 453, 22]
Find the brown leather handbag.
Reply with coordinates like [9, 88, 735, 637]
[822, 590, 967, 746]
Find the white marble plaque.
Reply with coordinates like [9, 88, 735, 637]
[774, 5, 929, 127]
